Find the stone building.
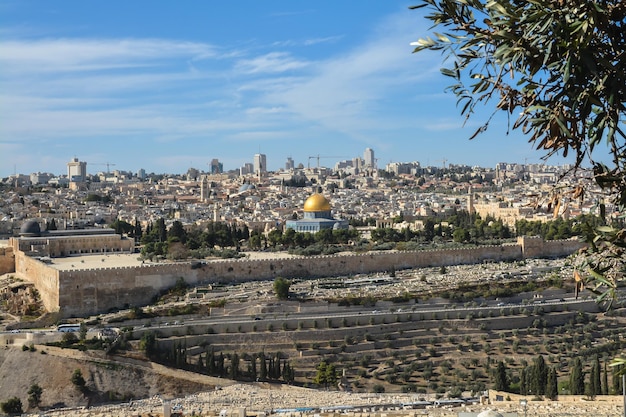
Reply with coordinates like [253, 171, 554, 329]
[285, 193, 349, 233]
[9, 220, 134, 257]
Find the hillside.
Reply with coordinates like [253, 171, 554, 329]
[0, 344, 227, 413]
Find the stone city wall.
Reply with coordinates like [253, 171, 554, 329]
[58, 263, 202, 317]
[14, 252, 60, 313]
[0, 246, 15, 275]
[518, 235, 584, 258]
[16, 237, 584, 317]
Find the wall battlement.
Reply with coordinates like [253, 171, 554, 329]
[12, 237, 584, 317]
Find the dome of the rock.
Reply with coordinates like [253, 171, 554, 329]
[303, 193, 331, 212]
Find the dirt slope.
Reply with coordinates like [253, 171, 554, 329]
[0, 345, 228, 413]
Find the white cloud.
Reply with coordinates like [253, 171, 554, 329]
[234, 52, 309, 74]
[0, 8, 443, 167]
[0, 38, 217, 73]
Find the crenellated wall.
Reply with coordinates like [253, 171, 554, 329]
[13, 237, 585, 317]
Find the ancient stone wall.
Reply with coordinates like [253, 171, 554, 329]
[518, 236, 584, 258]
[58, 264, 202, 317]
[15, 237, 585, 317]
[0, 246, 15, 275]
[14, 252, 60, 313]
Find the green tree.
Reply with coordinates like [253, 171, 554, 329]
[314, 361, 338, 389]
[412, 0, 626, 365]
[259, 352, 267, 381]
[546, 367, 558, 400]
[111, 219, 134, 236]
[71, 369, 87, 393]
[282, 360, 295, 384]
[452, 227, 470, 243]
[61, 331, 78, 345]
[532, 355, 548, 396]
[590, 356, 602, 396]
[156, 218, 167, 243]
[27, 383, 43, 409]
[273, 277, 291, 300]
[493, 361, 508, 392]
[79, 322, 87, 341]
[47, 218, 57, 231]
[139, 331, 157, 358]
[267, 229, 283, 248]
[570, 358, 585, 395]
[229, 353, 240, 380]
[1, 397, 23, 415]
[168, 220, 187, 244]
[519, 367, 527, 396]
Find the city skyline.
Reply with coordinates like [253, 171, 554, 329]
[0, 1, 576, 178]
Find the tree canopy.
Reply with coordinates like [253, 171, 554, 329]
[411, 0, 625, 369]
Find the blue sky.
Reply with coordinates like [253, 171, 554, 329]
[0, 1, 567, 177]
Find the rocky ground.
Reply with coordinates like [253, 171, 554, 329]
[0, 344, 226, 414]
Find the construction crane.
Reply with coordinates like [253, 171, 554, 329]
[307, 155, 347, 169]
[436, 158, 448, 169]
[92, 162, 117, 173]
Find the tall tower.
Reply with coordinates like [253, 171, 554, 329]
[200, 176, 206, 202]
[253, 154, 267, 176]
[285, 157, 294, 171]
[364, 148, 375, 171]
[468, 186, 475, 214]
[209, 159, 223, 174]
[67, 157, 87, 182]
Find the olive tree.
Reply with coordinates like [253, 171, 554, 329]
[273, 277, 291, 300]
[411, 0, 625, 369]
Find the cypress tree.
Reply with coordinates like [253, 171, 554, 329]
[218, 352, 225, 377]
[520, 367, 527, 396]
[274, 353, 282, 379]
[570, 358, 585, 395]
[612, 364, 624, 395]
[230, 353, 239, 380]
[207, 349, 215, 374]
[533, 355, 547, 396]
[590, 356, 601, 396]
[250, 354, 257, 381]
[494, 361, 508, 392]
[602, 360, 609, 395]
[546, 367, 558, 400]
[282, 360, 295, 384]
[259, 352, 267, 381]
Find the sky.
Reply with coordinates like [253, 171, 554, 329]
[0, 1, 572, 178]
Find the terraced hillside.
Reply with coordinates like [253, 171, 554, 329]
[122, 296, 626, 395]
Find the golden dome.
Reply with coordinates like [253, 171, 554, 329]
[303, 193, 331, 212]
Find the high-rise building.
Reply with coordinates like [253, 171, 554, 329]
[240, 163, 254, 176]
[364, 148, 375, 170]
[67, 157, 87, 182]
[253, 154, 267, 175]
[285, 157, 294, 171]
[210, 159, 223, 174]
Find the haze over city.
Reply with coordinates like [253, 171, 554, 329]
[0, 1, 579, 178]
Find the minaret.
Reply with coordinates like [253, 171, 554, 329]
[200, 176, 206, 202]
[468, 186, 475, 214]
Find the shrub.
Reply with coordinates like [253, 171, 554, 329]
[1, 397, 23, 415]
